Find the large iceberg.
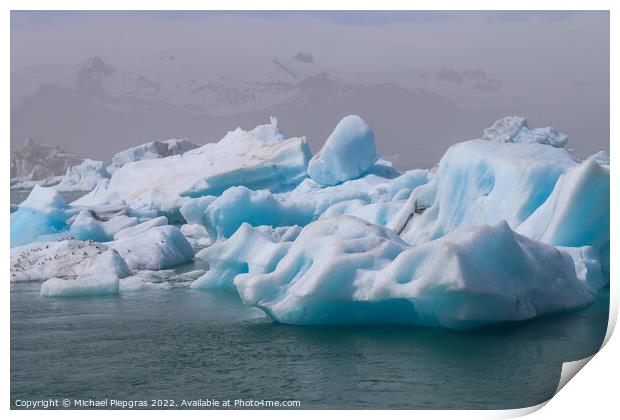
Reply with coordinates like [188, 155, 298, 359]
[235, 216, 603, 329]
[74, 119, 311, 215]
[308, 114, 378, 186]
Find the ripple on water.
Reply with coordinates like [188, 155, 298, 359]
[10, 277, 609, 409]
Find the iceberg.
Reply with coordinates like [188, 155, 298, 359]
[8, 115, 609, 329]
[110, 225, 194, 270]
[40, 250, 131, 297]
[308, 114, 378, 186]
[235, 216, 603, 329]
[74, 119, 311, 214]
[55, 159, 110, 192]
[107, 138, 199, 173]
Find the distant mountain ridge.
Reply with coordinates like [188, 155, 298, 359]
[11, 56, 495, 169]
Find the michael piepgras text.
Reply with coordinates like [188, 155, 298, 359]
[13, 398, 302, 409]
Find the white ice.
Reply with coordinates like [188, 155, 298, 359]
[11, 239, 112, 282]
[107, 138, 199, 174]
[74, 119, 311, 214]
[110, 225, 194, 270]
[55, 159, 110, 192]
[40, 250, 131, 297]
[192, 223, 294, 290]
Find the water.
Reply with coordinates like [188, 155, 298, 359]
[10, 282, 608, 410]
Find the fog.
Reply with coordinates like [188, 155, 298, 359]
[10, 11, 609, 169]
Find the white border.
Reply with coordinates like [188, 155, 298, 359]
[3, 1, 617, 419]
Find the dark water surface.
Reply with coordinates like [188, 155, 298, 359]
[10, 281, 609, 410]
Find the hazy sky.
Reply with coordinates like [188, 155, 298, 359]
[10, 11, 610, 166]
[11, 11, 609, 79]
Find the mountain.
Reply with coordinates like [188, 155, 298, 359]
[434, 68, 502, 91]
[267, 73, 491, 167]
[11, 57, 494, 169]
